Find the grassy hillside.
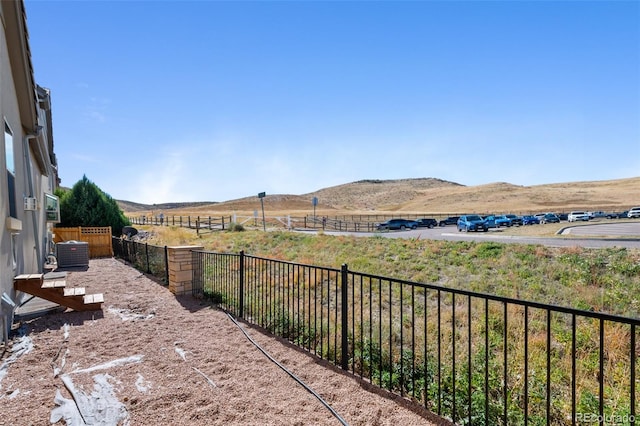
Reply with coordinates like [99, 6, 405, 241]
[117, 176, 640, 215]
[117, 200, 218, 213]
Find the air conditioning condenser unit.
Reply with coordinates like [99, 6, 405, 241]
[56, 241, 89, 268]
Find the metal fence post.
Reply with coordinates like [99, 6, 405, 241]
[145, 243, 151, 273]
[164, 246, 169, 285]
[341, 263, 348, 371]
[239, 250, 245, 318]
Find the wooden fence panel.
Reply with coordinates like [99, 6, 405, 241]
[53, 226, 113, 258]
[53, 227, 80, 242]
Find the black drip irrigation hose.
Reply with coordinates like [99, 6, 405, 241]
[224, 311, 349, 426]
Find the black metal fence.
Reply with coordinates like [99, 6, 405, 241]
[192, 250, 639, 426]
[112, 237, 169, 284]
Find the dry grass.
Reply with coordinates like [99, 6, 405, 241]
[118, 176, 640, 217]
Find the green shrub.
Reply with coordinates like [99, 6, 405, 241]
[227, 222, 245, 232]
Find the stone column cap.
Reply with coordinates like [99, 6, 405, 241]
[167, 246, 204, 250]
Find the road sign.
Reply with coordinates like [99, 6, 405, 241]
[258, 192, 266, 230]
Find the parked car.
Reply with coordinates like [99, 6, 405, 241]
[457, 215, 488, 232]
[376, 218, 419, 231]
[605, 211, 628, 219]
[484, 215, 512, 228]
[415, 218, 438, 228]
[483, 215, 496, 228]
[521, 215, 540, 225]
[505, 214, 522, 226]
[628, 207, 640, 218]
[539, 213, 560, 224]
[556, 213, 568, 221]
[568, 211, 590, 222]
[438, 216, 460, 227]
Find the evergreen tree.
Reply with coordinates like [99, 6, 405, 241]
[56, 175, 130, 235]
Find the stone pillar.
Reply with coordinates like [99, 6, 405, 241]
[167, 246, 203, 295]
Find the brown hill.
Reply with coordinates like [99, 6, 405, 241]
[304, 178, 462, 211]
[117, 200, 218, 213]
[117, 176, 640, 215]
[398, 177, 640, 214]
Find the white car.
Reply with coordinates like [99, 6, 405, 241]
[568, 211, 590, 222]
[628, 207, 640, 218]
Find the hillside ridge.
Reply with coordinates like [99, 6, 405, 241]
[116, 176, 640, 214]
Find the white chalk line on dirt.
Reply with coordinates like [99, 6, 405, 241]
[70, 355, 144, 375]
[51, 373, 130, 426]
[135, 373, 151, 393]
[52, 355, 144, 425]
[48, 322, 144, 425]
[0, 335, 34, 393]
[174, 344, 217, 388]
[52, 323, 71, 378]
[107, 306, 155, 322]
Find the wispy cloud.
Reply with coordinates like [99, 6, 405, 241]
[84, 110, 107, 123]
[70, 153, 99, 163]
[82, 97, 111, 123]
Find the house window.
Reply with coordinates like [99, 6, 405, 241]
[44, 193, 60, 223]
[5, 121, 17, 218]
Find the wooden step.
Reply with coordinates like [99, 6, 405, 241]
[83, 293, 103, 304]
[42, 280, 66, 289]
[14, 274, 103, 312]
[14, 274, 45, 294]
[14, 273, 44, 280]
[82, 293, 104, 311]
[14, 274, 44, 287]
[63, 287, 85, 297]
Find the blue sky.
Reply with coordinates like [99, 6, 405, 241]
[24, 0, 640, 204]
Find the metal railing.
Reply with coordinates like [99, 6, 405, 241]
[192, 250, 638, 426]
[112, 237, 169, 284]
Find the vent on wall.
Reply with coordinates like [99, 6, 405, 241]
[56, 241, 89, 268]
[23, 197, 37, 211]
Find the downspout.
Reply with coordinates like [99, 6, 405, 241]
[23, 129, 42, 272]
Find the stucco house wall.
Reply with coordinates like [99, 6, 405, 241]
[1, 0, 59, 343]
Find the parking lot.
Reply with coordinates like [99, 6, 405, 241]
[311, 221, 640, 249]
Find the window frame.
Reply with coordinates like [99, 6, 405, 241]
[44, 193, 60, 223]
[5, 120, 17, 218]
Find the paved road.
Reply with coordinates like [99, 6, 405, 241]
[560, 221, 640, 237]
[307, 222, 640, 249]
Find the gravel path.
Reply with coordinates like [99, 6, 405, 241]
[1, 258, 446, 426]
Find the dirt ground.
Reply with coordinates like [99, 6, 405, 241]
[0, 258, 448, 426]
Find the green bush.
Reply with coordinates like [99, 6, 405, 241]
[56, 175, 129, 236]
